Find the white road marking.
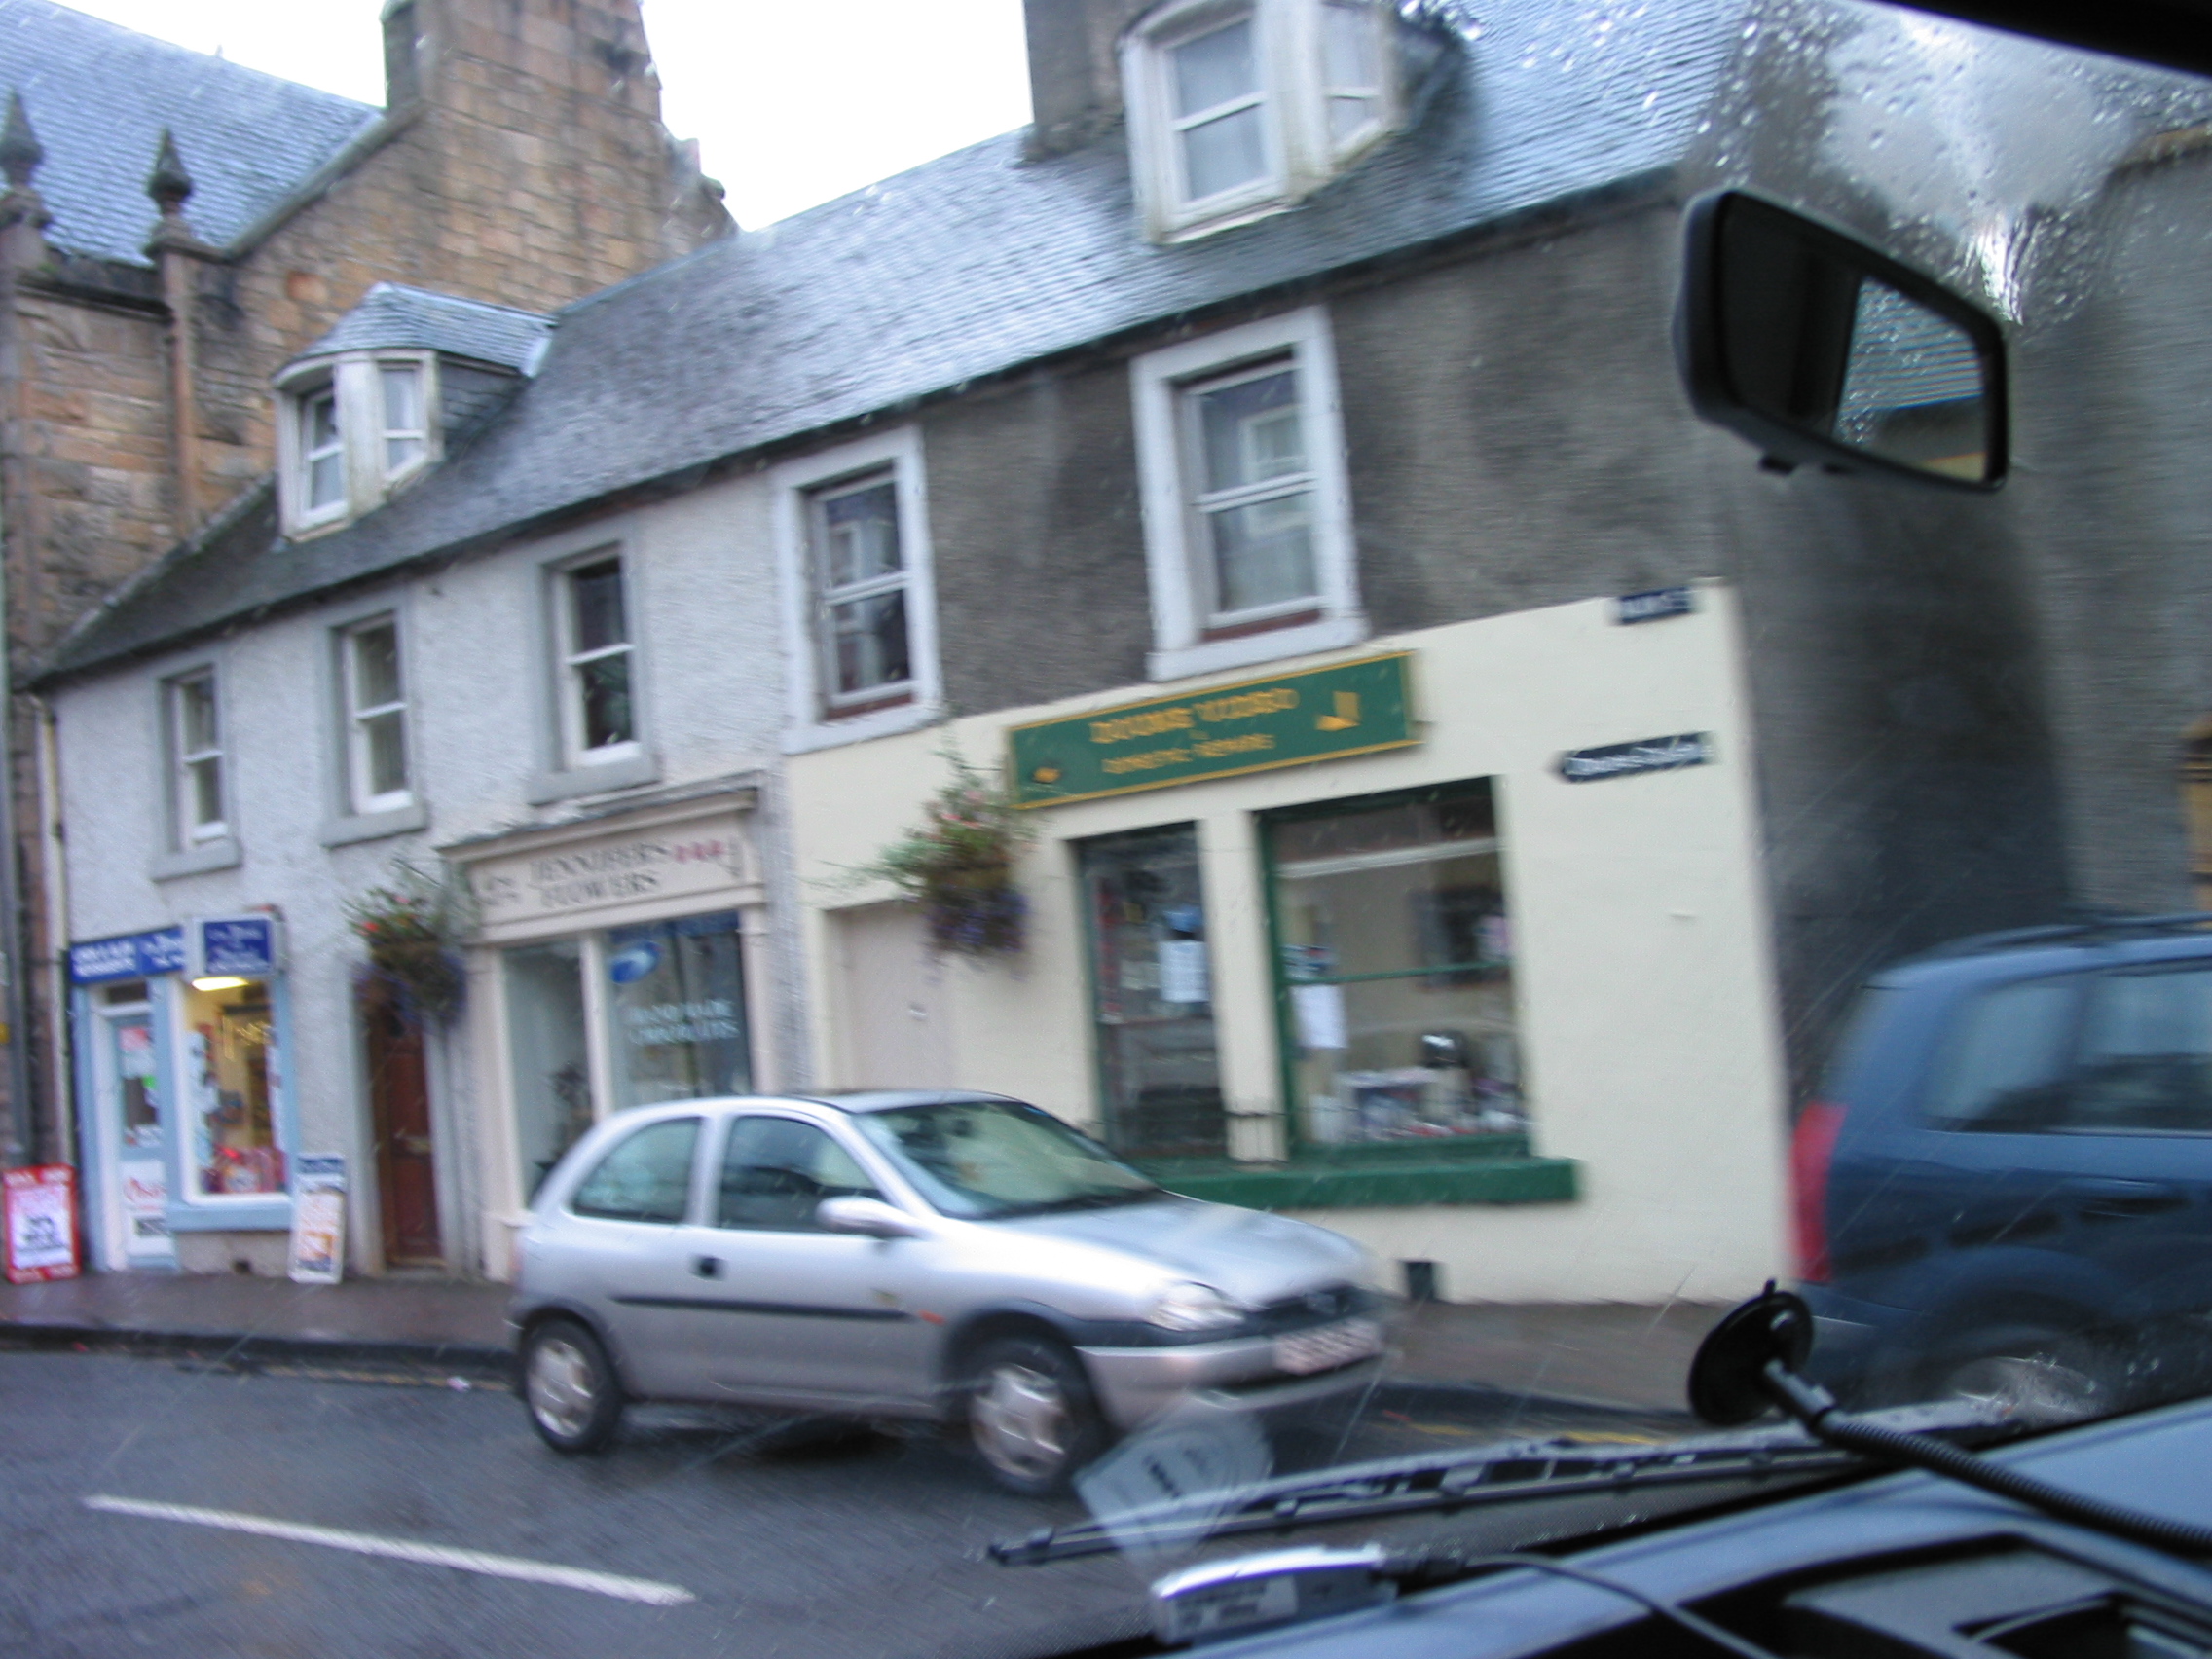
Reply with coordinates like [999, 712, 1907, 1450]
[83, 1495, 695, 1605]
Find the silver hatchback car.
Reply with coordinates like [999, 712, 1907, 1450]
[508, 1091, 1390, 1493]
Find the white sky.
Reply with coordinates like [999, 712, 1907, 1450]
[57, 0, 1036, 228]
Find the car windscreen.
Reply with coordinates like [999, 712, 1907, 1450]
[849, 1098, 1164, 1219]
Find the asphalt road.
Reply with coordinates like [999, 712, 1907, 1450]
[0, 1349, 1696, 1659]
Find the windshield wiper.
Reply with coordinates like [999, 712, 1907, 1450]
[991, 1425, 1872, 1566]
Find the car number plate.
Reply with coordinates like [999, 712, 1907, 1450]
[1273, 1317, 1382, 1376]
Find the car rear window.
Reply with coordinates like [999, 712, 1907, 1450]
[1923, 977, 2080, 1130]
[569, 1116, 700, 1223]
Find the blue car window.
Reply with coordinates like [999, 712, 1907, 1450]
[2068, 970, 2212, 1134]
[1924, 977, 2080, 1131]
[569, 1116, 700, 1223]
[718, 1116, 883, 1231]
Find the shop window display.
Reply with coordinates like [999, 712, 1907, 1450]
[179, 977, 285, 1196]
[505, 940, 592, 1200]
[1266, 783, 1524, 1144]
[608, 912, 753, 1111]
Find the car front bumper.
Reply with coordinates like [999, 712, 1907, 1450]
[1076, 1330, 1388, 1431]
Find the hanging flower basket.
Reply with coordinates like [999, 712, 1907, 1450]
[345, 861, 470, 1025]
[844, 753, 1035, 959]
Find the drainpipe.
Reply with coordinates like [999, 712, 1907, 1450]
[32, 694, 67, 1172]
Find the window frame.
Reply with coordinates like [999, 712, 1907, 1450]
[164, 667, 228, 849]
[274, 350, 441, 537]
[335, 612, 414, 818]
[551, 550, 644, 771]
[774, 427, 942, 754]
[1131, 307, 1365, 681]
[807, 466, 916, 716]
[296, 381, 346, 527]
[1123, 0, 1403, 242]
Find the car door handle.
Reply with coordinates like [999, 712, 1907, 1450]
[2062, 1179, 2190, 1219]
[691, 1256, 723, 1278]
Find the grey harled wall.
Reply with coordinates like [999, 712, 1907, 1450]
[916, 201, 2077, 1097]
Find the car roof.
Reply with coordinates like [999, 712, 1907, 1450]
[620, 1089, 1022, 1118]
[1874, 914, 2212, 994]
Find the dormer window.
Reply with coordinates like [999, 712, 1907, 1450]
[1124, 0, 1402, 241]
[276, 350, 439, 536]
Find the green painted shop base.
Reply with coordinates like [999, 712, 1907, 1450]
[1136, 1133, 1577, 1211]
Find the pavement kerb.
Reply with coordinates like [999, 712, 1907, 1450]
[0, 1321, 517, 1381]
[0, 1318, 1693, 1425]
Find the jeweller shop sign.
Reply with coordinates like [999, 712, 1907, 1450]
[1009, 653, 1418, 808]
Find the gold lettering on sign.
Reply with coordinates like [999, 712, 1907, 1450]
[1090, 707, 1195, 745]
[1195, 733, 1274, 759]
[1102, 747, 1194, 775]
[1197, 688, 1299, 723]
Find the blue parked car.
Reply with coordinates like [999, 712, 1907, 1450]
[1799, 915, 2212, 1418]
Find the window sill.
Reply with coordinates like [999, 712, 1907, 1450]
[1134, 1152, 1577, 1210]
[525, 753, 660, 806]
[166, 1197, 291, 1232]
[150, 838, 242, 881]
[1148, 613, 1368, 682]
[783, 697, 943, 756]
[321, 800, 429, 849]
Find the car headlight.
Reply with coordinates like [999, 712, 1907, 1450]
[1147, 1281, 1244, 1332]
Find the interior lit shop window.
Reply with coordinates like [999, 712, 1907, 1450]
[1265, 781, 1524, 1145]
[1079, 825, 1227, 1160]
[179, 976, 285, 1196]
[505, 940, 591, 1200]
[608, 912, 752, 1111]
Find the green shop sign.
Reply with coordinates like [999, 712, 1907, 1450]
[1008, 653, 1418, 808]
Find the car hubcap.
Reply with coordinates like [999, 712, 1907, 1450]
[528, 1336, 598, 1440]
[1945, 1352, 2102, 1423]
[972, 1362, 1069, 1481]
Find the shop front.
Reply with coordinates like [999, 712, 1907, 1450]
[69, 915, 295, 1274]
[447, 789, 781, 1279]
[791, 588, 1792, 1304]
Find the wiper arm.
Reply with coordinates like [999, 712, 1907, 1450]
[991, 1426, 1865, 1567]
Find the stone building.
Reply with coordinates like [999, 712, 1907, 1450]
[0, 0, 730, 1165]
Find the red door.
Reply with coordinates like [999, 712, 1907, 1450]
[365, 996, 442, 1267]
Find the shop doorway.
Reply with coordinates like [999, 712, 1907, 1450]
[364, 993, 442, 1268]
[92, 982, 173, 1268]
[833, 903, 953, 1088]
[1078, 824, 1227, 1160]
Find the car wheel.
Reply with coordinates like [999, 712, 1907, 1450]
[965, 1335, 1107, 1496]
[1926, 1325, 2118, 1425]
[522, 1318, 624, 1455]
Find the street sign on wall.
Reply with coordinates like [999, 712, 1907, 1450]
[1008, 653, 1418, 809]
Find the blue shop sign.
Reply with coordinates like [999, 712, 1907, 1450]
[69, 927, 186, 984]
[195, 916, 282, 977]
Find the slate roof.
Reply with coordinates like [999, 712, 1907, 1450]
[38, 0, 1747, 684]
[0, 0, 377, 265]
[294, 284, 555, 375]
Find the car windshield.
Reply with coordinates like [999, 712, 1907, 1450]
[850, 1098, 1164, 1218]
[14, 3, 2212, 1658]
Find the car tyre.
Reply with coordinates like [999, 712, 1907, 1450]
[522, 1318, 625, 1455]
[1923, 1323, 2120, 1425]
[965, 1334, 1107, 1496]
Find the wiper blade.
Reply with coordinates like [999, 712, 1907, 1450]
[991, 1427, 1863, 1567]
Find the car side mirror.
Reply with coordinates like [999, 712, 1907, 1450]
[1678, 191, 2008, 490]
[816, 1196, 931, 1239]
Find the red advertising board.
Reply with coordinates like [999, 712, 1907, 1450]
[4, 1164, 80, 1284]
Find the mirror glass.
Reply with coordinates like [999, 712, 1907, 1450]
[1832, 278, 1991, 482]
[1693, 192, 2005, 488]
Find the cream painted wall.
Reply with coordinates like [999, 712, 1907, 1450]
[788, 582, 1790, 1303]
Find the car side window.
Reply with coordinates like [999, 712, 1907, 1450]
[1923, 976, 2080, 1131]
[2066, 969, 2212, 1134]
[718, 1116, 884, 1231]
[569, 1117, 700, 1223]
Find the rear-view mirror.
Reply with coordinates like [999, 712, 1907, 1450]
[1678, 191, 2008, 489]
